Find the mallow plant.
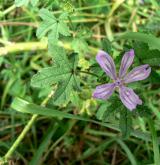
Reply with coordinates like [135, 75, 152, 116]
[1, 0, 160, 164]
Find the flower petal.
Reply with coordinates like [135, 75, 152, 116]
[96, 50, 117, 80]
[93, 83, 115, 100]
[124, 64, 151, 84]
[119, 49, 135, 78]
[119, 86, 142, 111]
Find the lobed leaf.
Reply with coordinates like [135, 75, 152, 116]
[36, 8, 70, 43]
[31, 66, 71, 88]
[48, 44, 70, 66]
[31, 46, 79, 105]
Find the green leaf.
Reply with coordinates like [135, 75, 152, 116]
[102, 38, 113, 54]
[31, 46, 79, 105]
[119, 108, 132, 139]
[31, 66, 71, 88]
[48, 43, 70, 66]
[53, 54, 80, 105]
[134, 42, 160, 66]
[36, 8, 70, 43]
[118, 32, 160, 51]
[72, 38, 89, 54]
[71, 27, 91, 54]
[53, 75, 77, 104]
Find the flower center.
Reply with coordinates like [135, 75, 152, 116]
[114, 78, 123, 87]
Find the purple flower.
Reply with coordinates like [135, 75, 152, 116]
[93, 49, 151, 111]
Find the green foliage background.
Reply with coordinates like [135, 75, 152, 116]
[0, 0, 160, 164]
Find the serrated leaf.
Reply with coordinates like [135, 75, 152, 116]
[68, 52, 79, 70]
[31, 46, 79, 105]
[53, 53, 80, 105]
[36, 8, 70, 43]
[119, 108, 132, 139]
[31, 66, 70, 88]
[48, 44, 70, 66]
[119, 32, 160, 51]
[58, 13, 70, 36]
[53, 75, 78, 105]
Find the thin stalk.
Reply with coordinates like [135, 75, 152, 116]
[1, 4, 16, 17]
[4, 91, 54, 161]
[4, 115, 38, 160]
[79, 70, 99, 77]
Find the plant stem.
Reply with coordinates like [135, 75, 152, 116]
[4, 90, 54, 161]
[0, 42, 47, 56]
[0, 4, 16, 17]
[0, 41, 98, 56]
[0, 21, 38, 27]
[79, 70, 99, 77]
[4, 114, 38, 160]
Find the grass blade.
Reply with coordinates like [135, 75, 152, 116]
[29, 123, 59, 165]
[116, 139, 137, 165]
[117, 32, 160, 51]
[148, 119, 160, 165]
[11, 97, 153, 142]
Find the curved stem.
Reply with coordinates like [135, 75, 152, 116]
[79, 70, 99, 77]
[4, 91, 54, 161]
[4, 114, 38, 160]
